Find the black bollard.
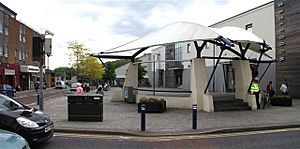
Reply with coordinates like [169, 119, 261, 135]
[141, 104, 146, 131]
[192, 104, 197, 129]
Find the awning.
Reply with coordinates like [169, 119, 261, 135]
[98, 22, 221, 56]
[92, 22, 273, 61]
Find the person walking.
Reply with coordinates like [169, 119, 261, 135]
[266, 81, 275, 97]
[280, 80, 288, 95]
[76, 83, 84, 94]
[251, 77, 261, 109]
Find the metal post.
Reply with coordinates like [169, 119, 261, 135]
[192, 104, 197, 129]
[259, 62, 272, 83]
[39, 48, 44, 111]
[98, 58, 122, 88]
[141, 104, 146, 131]
[153, 60, 155, 96]
[248, 51, 265, 92]
[37, 30, 54, 111]
[204, 47, 225, 93]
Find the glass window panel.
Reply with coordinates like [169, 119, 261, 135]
[4, 46, 8, 57]
[4, 26, 8, 36]
[0, 46, 3, 56]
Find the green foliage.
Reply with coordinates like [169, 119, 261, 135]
[54, 67, 75, 80]
[67, 40, 90, 68]
[137, 60, 147, 80]
[79, 57, 105, 81]
[102, 60, 130, 81]
[140, 97, 165, 104]
[67, 40, 105, 81]
[272, 95, 292, 100]
[102, 59, 147, 81]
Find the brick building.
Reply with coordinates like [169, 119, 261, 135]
[0, 2, 43, 90]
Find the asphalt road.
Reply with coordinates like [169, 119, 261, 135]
[33, 128, 300, 149]
[14, 88, 66, 105]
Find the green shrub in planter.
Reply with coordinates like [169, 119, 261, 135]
[271, 95, 292, 107]
[138, 97, 166, 113]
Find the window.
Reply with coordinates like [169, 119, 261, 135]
[19, 50, 22, 60]
[0, 46, 3, 56]
[22, 25, 26, 43]
[22, 51, 25, 60]
[175, 42, 183, 66]
[4, 26, 8, 36]
[0, 12, 3, 34]
[245, 23, 253, 33]
[4, 15, 8, 36]
[19, 25, 22, 41]
[4, 15, 9, 25]
[15, 49, 17, 58]
[19, 25, 26, 43]
[4, 47, 8, 57]
[187, 43, 191, 53]
[0, 23, 2, 34]
[175, 42, 182, 60]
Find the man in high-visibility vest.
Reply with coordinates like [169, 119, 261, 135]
[251, 77, 260, 109]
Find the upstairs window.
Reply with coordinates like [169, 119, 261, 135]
[0, 12, 3, 34]
[0, 46, 3, 56]
[4, 46, 8, 57]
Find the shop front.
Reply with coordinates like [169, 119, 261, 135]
[20, 65, 39, 90]
[0, 64, 21, 89]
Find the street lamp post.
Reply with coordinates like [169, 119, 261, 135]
[38, 30, 54, 111]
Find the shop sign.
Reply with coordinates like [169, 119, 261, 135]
[5, 69, 15, 75]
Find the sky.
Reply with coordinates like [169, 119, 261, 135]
[1, 0, 272, 69]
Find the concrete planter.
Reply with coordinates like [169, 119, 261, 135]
[138, 100, 166, 113]
[271, 95, 292, 107]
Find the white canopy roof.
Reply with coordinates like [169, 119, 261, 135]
[211, 26, 264, 52]
[98, 22, 271, 59]
[102, 22, 220, 54]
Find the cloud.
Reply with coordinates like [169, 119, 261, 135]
[1, 0, 272, 69]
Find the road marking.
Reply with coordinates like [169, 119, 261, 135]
[54, 127, 300, 142]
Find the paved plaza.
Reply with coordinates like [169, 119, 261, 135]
[40, 88, 300, 136]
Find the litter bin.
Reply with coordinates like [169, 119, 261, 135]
[124, 86, 136, 103]
[67, 94, 103, 122]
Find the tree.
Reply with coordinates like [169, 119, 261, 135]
[54, 67, 75, 80]
[79, 57, 105, 81]
[67, 40, 105, 81]
[102, 59, 147, 82]
[102, 59, 129, 81]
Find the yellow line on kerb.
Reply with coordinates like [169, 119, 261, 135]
[54, 127, 300, 142]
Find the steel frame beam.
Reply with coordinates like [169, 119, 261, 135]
[204, 46, 225, 93]
[194, 41, 207, 58]
[97, 58, 122, 88]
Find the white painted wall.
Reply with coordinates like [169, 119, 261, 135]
[209, 2, 275, 61]
[151, 46, 166, 71]
[115, 63, 129, 79]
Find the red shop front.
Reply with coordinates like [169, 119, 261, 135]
[0, 64, 21, 88]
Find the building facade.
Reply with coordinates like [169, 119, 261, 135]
[275, 0, 300, 97]
[148, 1, 276, 93]
[0, 2, 42, 90]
